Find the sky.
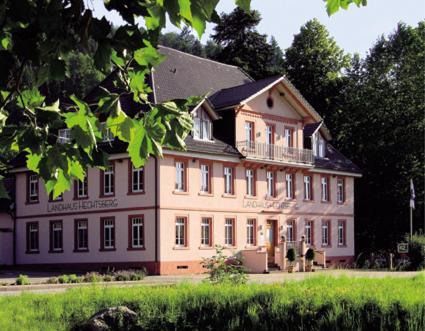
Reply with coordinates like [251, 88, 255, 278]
[90, 0, 425, 57]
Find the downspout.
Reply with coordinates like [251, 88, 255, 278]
[154, 156, 159, 274]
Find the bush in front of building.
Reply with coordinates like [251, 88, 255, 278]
[305, 248, 315, 271]
[286, 248, 296, 272]
[82, 272, 103, 283]
[407, 233, 425, 271]
[0, 275, 424, 330]
[112, 269, 146, 282]
[15, 274, 30, 285]
[202, 245, 248, 284]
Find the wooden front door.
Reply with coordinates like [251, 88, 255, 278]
[265, 220, 276, 263]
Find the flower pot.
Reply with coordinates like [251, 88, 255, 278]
[305, 264, 312, 272]
[287, 265, 294, 273]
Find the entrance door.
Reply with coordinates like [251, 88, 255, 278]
[265, 220, 276, 264]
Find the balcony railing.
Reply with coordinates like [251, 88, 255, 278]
[236, 141, 314, 165]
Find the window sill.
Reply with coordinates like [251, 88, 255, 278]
[320, 201, 332, 204]
[73, 196, 89, 201]
[337, 202, 348, 206]
[100, 194, 115, 198]
[303, 199, 315, 203]
[198, 192, 213, 197]
[173, 190, 189, 195]
[244, 195, 257, 200]
[25, 200, 39, 205]
[173, 246, 190, 250]
[127, 191, 146, 196]
[223, 245, 237, 249]
[265, 196, 279, 201]
[198, 246, 214, 250]
[337, 244, 347, 248]
[99, 248, 116, 252]
[25, 250, 39, 254]
[127, 247, 146, 251]
[193, 137, 215, 143]
[48, 250, 64, 254]
[321, 245, 332, 248]
[244, 245, 258, 250]
[222, 193, 236, 199]
[73, 249, 89, 253]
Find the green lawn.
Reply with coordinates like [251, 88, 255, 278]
[0, 275, 424, 330]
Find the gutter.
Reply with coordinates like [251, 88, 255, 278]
[154, 156, 159, 273]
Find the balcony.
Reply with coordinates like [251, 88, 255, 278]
[236, 141, 314, 165]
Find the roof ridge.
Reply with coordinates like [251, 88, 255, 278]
[158, 45, 250, 72]
[212, 75, 282, 93]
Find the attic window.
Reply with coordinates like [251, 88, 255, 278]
[313, 133, 326, 158]
[193, 108, 212, 141]
[266, 96, 274, 108]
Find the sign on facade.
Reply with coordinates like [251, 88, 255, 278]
[47, 199, 118, 212]
[397, 243, 409, 254]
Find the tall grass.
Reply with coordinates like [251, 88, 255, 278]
[0, 275, 424, 330]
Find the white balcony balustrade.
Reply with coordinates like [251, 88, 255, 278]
[236, 141, 314, 165]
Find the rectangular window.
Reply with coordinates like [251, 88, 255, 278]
[175, 161, 186, 191]
[102, 165, 114, 196]
[305, 220, 313, 245]
[284, 128, 293, 147]
[75, 219, 88, 251]
[338, 220, 346, 246]
[102, 218, 115, 249]
[246, 218, 256, 246]
[266, 171, 275, 197]
[245, 168, 255, 196]
[287, 220, 295, 242]
[130, 216, 144, 248]
[224, 167, 233, 194]
[76, 175, 88, 198]
[321, 176, 329, 202]
[224, 218, 235, 246]
[245, 121, 254, 146]
[201, 217, 212, 246]
[193, 108, 212, 140]
[285, 173, 294, 199]
[266, 125, 274, 145]
[132, 165, 144, 193]
[101, 122, 114, 142]
[337, 178, 345, 203]
[26, 222, 39, 252]
[28, 174, 39, 203]
[50, 220, 63, 252]
[322, 220, 330, 246]
[200, 163, 210, 193]
[318, 136, 325, 158]
[58, 128, 71, 144]
[175, 217, 187, 246]
[303, 175, 312, 201]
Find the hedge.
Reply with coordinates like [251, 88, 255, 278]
[0, 275, 424, 330]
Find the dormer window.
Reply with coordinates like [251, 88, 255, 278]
[58, 129, 71, 144]
[193, 108, 212, 141]
[313, 133, 326, 158]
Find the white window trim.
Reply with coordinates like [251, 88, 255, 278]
[246, 169, 254, 196]
[175, 217, 186, 246]
[103, 219, 115, 249]
[77, 175, 88, 198]
[304, 176, 311, 200]
[266, 171, 274, 197]
[246, 219, 255, 246]
[52, 222, 62, 251]
[77, 220, 88, 250]
[175, 162, 185, 191]
[131, 217, 144, 248]
[322, 222, 329, 246]
[58, 128, 71, 144]
[28, 224, 38, 252]
[29, 174, 39, 201]
[224, 167, 233, 194]
[103, 165, 114, 196]
[200, 164, 210, 193]
[321, 177, 329, 202]
[285, 173, 293, 199]
[201, 218, 211, 246]
[132, 166, 144, 193]
[337, 179, 344, 203]
[224, 218, 234, 246]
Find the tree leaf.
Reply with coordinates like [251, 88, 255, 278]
[235, 0, 251, 12]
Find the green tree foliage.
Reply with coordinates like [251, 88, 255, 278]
[211, 8, 284, 79]
[336, 22, 425, 251]
[326, 0, 367, 16]
[0, 0, 252, 198]
[283, 19, 350, 129]
[159, 26, 205, 57]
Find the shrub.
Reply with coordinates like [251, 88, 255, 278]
[102, 274, 113, 282]
[113, 270, 131, 282]
[286, 248, 296, 264]
[46, 277, 59, 284]
[407, 233, 425, 270]
[58, 275, 70, 284]
[82, 272, 102, 283]
[202, 245, 247, 284]
[68, 274, 81, 284]
[15, 274, 30, 286]
[305, 248, 315, 261]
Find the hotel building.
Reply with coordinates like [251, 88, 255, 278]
[0, 47, 361, 274]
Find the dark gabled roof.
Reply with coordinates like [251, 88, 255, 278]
[315, 143, 361, 174]
[208, 75, 282, 109]
[303, 122, 322, 138]
[153, 46, 252, 103]
[184, 135, 240, 157]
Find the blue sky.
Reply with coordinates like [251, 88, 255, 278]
[91, 0, 424, 56]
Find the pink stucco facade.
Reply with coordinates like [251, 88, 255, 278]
[5, 79, 360, 274]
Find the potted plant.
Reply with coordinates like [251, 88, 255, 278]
[286, 248, 296, 273]
[305, 248, 315, 272]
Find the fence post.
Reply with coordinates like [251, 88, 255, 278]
[300, 236, 306, 272]
[280, 235, 287, 271]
